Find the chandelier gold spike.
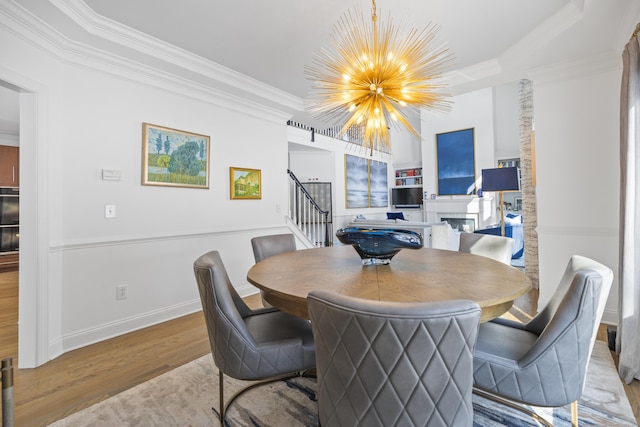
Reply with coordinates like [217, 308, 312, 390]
[305, 0, 453, 153]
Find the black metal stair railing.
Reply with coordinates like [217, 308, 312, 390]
[287, 170, 332, 247]
[286, 120, 388, 153]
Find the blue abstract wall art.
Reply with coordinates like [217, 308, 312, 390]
[436, 128, 476, 195]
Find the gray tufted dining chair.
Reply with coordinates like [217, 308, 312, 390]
[307, 290, 482, 427]
[472, 255, 613, 427]
[251, 233, 297, 307]
[458, 232, 514, 265]
[193, 250, 315, 424]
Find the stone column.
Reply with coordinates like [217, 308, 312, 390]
[519, 79, 539, 289]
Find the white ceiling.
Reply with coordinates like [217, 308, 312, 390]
[82, 0, 566, 99]
[80, 0, 637, 98]
[2, 0, 640, 136]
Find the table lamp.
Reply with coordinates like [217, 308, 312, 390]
[481, 167, 521, 236]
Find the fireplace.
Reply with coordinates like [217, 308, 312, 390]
[423, 197, 497, 230]
[441, 217, 476, 232]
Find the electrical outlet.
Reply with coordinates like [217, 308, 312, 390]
[116, 284, 128, 300]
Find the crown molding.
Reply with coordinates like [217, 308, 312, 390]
[445, 59, 503, 91]
[528, 51, 621, 86]
[0, 1, 293, 124]
[49, 0, 304, 112]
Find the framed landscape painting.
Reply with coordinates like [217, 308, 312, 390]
[436, 128, 476, 195]
[142, 123, 210, 189]
[230, 167, 261, 199]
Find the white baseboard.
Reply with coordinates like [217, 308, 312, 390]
[601, 307, 618, 326]
[58, 299, 203, 355]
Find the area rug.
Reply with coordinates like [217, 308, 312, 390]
[49, 341, 636, 426]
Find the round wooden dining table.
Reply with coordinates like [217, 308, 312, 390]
[247, 245, 531, 323]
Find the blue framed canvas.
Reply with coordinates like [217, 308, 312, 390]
[345, 155, 388, 208]
[436, 128, 476, 195]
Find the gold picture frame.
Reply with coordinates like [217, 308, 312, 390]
[230, 167, 261, 199]
[142, 123, 210, 189]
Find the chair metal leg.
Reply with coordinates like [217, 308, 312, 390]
[571, 400, 578, 427]
[219, 370, 224, 425]
[2, 358, 14, 427]
[473, 388, 564, 427]
[217, 369, 314, 424]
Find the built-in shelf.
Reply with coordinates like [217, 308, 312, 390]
[395, 167, 423, 187]
[497, 158, 522, 211]
[498, 158, 520, 168]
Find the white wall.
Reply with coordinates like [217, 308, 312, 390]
[0, 20, 294, 365]
[493, 81, 521, 161]
[0, 84, 19, 146]
[390, 112, 423, 165]
[288, 149, 335, 183]
[420, 88, 497, 196]
[421, 69, 621, 324]
[532, 59, 621, 323]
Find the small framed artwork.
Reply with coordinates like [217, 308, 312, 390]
[230, 167, 261, 199]
[142, 123, 210, 189]
[436, 128, 476, 195]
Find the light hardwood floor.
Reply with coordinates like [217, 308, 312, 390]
[0, 271, 639, 426]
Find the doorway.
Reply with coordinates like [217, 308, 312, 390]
[0, 76, 46, 368]
[0, 83, 19, 374]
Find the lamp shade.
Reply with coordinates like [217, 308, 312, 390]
[482, 167, 520, 191]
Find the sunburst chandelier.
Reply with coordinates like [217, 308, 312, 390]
[305, 0, 453, 153]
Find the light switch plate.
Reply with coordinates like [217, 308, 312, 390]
[105, 205, 116, 218]
[102, 169, 122, 181]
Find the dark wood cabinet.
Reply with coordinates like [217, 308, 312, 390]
[0, 252, 18, 271]
[0, 146, 20, 269]
[0, 145, 19, 187]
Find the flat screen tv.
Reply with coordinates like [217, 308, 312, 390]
[481, 167, 520, 191]
[391, 187, 423, 207]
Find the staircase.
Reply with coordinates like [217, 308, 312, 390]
[287, 170, 332, 247]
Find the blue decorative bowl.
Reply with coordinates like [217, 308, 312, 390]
[336, 227, 424, 265]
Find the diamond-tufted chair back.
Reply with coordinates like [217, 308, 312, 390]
[308, 290, 481, 427]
